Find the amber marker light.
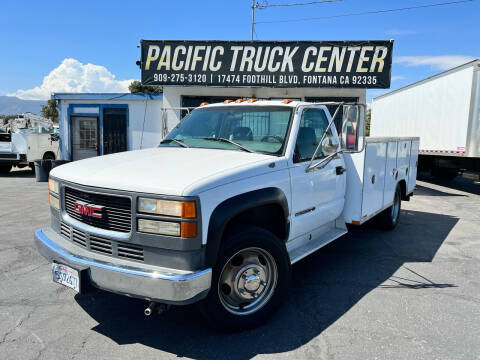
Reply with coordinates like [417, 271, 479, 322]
[224, 99, 234, 104]
[248, 98, 258, 103]
[235, 99, 246, 103]
[282, 99, 293, 104]
[181, 201, 197, 219]
[200, 102, 209, 106]
[181, 222, 197, 238]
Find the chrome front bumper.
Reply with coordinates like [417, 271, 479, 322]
[34, 227, 212, 304]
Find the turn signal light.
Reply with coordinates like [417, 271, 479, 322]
[181, 222, 197, 238]
[224, 99, 234, 104]
[248, 98, 258, 103]
[181, 201, 197, 219]
[282, 99, 292, 104]
[199, 102, 209, 106]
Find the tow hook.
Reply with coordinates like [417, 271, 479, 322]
[144, 302, 170, 316]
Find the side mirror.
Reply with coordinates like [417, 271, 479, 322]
[340, 104, 365, 153]
[321, 136, 339, 156]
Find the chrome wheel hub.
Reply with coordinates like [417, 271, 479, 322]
[218, 247, 277, 315]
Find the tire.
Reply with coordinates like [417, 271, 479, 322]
[200, 225, 291, 332]
[377, 185, 401, 230]
[0, 164, 12, 174]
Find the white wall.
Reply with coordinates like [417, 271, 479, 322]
[57, 98, 163, 160]
[162, 86, 366, 133]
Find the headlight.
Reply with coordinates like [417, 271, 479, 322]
[49, 193, 60, 210]
[138, 219, 181, 236]
[138, 198, 196, 218]
[48, 178, 59, 194]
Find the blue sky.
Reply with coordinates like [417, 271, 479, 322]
[1, 0, 478, 102]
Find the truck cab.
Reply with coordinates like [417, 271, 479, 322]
[35, 100, 418, 330]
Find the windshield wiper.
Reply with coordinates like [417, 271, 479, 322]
[202, 137, 254, 153]
[160, 139, 189, 148]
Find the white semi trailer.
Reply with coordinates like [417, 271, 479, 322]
[371, 59, 480, 180]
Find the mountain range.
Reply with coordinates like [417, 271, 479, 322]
[0, 96, 46, 115]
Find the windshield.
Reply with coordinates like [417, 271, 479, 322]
[160, 106, 293, 155]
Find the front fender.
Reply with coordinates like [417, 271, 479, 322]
[205, 187, 289, 267]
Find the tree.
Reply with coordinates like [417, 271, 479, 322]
[41, 99, 58, 123]
[365, 108, 371, 136]
[128, 80, 163, 94]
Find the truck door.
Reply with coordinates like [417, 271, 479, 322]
[289, 107, 346, 240]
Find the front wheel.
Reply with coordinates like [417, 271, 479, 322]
[200, 226, 291, 331]
[377, 185, 401, 230]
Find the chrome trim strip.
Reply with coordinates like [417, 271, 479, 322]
[35, 229, 211, 281]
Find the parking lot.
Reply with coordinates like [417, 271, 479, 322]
[1, 169, 479, 360]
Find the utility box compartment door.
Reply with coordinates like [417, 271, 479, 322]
[383, 140, 398, 207]
[408, 140, 419, 193]
[397, 140, 411, 182]
[361, 142, 387, 219]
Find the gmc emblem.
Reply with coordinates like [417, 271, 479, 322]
[73, 201, 104, 219]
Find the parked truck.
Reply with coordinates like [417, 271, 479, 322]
[0, 128, 59, 173]
[35, 100, 419, 330]
[371, 59, 480, 180]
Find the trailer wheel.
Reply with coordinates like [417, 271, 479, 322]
[378, 185, 401, 230]
[200, 225, 290, 332]
[0, 164, 12, 174]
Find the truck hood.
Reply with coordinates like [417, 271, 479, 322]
[50, 147, 277, 196]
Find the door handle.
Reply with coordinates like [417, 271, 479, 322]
[336, 166, 346, 175]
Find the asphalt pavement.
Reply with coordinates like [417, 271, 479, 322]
[1, 168, 479, 360]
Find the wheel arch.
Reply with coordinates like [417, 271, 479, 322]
[398, 179, 408, 200]
[205, 187, 289, 268]
[42, 151, 56, 160]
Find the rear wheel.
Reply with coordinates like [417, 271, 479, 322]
[0, 164, 12, 174]
[377, 185, 401, 230]
[200, 226, 290, 331]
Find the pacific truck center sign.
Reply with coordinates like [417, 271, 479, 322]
[141, 40, 393, 89]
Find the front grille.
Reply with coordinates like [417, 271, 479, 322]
[64, 187, 132, 233]
[90, 235, 113, 255]
[60, 222, 144, 262]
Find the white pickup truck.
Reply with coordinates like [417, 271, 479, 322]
[0, 129, 59, 173]
[35, 100, 419, 330]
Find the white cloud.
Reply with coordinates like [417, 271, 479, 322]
[395, 55, 476, 71]
[9, 58, 136, 100]
[391, 75, 406, 81]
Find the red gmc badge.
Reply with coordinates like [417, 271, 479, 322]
[73, 201, 104, 219]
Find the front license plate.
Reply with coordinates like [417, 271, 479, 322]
[52, 263, 80, 292]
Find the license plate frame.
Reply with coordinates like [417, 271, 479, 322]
[52, 263, 83, 293]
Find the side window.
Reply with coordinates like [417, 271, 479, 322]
[294, 108, 335, 162]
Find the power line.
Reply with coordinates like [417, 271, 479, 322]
[258, 0, 341, 8]
[255, 0, 473, 24]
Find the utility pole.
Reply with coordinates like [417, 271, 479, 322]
[251, 0, 256, 41]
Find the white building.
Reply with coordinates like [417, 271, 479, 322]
[53, 93, 163, 161]
[53, 87, 365, 162]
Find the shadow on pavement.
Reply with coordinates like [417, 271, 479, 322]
[0, 168, 35, 178]
[417, 172, 480, 196]
[75, 209, 458, 360]
[415, 184, 467, 197]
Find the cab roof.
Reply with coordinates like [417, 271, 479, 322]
[199, 99, 316, 109]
